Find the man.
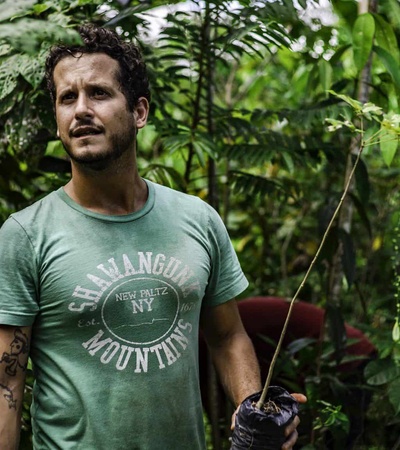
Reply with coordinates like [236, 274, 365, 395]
[0, 25, 304, 449]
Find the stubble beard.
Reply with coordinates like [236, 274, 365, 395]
[62, 128, 136, 172]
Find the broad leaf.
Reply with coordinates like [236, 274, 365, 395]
[352, 13, 375, 71]
[353, 156, 370, 205]
[388, 377, 400, 415]
[373, 14, 400, 62]
[364, 358, 400, 386]
[0, 19, 81, 54]
[374, 45, 400, 90]
[0, 0, 36, 23]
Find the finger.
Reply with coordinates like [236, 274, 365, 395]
[284, 415, 300, 437]
[281, 430, 298, 450]
[231, 405, 240, 430]
[290, 393, 307, 403]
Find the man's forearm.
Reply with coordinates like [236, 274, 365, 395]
[0, 378, 24, 449]
[0, 325, 30, 450]
[209, 330, 262, 407]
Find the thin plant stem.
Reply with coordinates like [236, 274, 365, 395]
[255, 135, 366, 410]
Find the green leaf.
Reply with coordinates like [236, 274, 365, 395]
[17, 52, 46, 89]
[364, 358, 400, 385]
[0, 90, 16, 115]
[380, 126, 398, 167]
[361, 102, 383, 120]
[374, 45, 400, 90]
[352, 13, 375, 71]
[141, 164, 186, 191]
[0, 19, 81, 54]
[163, 134, 191, 154]
[0, 54, 20, 100]
[0, 0, 36, 23]
[32, 3, 52, 15]
[388, 377, 400, 415]
[353, 156, 370, 205]
[45, 141, 65, 157]
[0, 74, 17, 100]
[348, 193, 372, 238]
[286, 337, 317, 355]
[393, 318, 400, 343]
[373, 14, 400, 61]
[327, 90, 362, 112]
[193, 141, 206, 167]
[338, 229, 356, 287]
[326, 303, 347, 363]
[319, 59, 332, 95]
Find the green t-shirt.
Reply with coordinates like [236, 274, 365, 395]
[0, 180, 248, 450]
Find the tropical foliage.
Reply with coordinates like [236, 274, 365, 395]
[2, 0, 400, 448]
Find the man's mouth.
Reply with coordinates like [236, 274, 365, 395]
[71, 127, 103, 138]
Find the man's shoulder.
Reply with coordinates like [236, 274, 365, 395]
[9, 190, 60, 226]
[151, 181, 207, 209]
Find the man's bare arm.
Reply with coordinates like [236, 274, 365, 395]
[0, 325, 31, 450]
[200, 300, 305, 450]
[200, 299, 262, 407]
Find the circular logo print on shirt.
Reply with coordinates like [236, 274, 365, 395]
[101, 277, 179, 345]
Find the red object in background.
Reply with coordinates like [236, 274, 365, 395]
[237, 296, 376, 374]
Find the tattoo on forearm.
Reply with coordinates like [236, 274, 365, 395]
[0, 383, 17, 409]
[0, 329, 29, 376]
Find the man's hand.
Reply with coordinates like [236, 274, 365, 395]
[230, 392, 307, 450]
[282, 393, 307, 450]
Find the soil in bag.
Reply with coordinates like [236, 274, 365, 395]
[231, 386, 299, 450]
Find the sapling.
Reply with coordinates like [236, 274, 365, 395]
[231, 94, 400, 449]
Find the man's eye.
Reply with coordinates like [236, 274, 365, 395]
[61, 93, 76, 102]
[93, 89, 108, 98]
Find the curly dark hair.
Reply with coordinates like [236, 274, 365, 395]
[45, 24, 151, 111]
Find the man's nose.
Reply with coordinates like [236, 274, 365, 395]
[74, 94, 93, 119]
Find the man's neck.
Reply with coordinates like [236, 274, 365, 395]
[64, 162, 148, 216]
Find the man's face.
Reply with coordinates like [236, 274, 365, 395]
[53, 52, 148, 171]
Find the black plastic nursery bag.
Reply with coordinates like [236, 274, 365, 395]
[231, 386, 299, 450]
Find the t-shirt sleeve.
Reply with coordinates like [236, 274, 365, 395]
[0, 216, 39, 325]
[203, 203, 248, 306]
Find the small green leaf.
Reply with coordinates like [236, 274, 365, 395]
[361, 102, 383, 120]
[327, 90, 362, 112]
[393, 318, 400, 342]
[380, 126, 398, 167]
[352, 13, 375, 71]
[286, 337, 316, 355]
[46, 140, 65, 157]
[382, 112, 400, 133]
[33, 4, 52, 15]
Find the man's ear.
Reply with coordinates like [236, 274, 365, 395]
[134, 97, 149, 129]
